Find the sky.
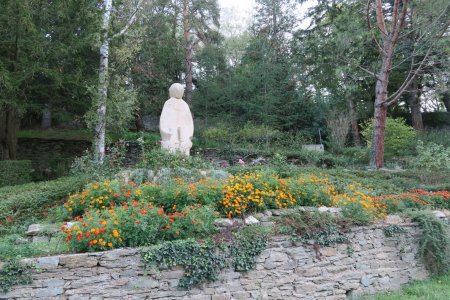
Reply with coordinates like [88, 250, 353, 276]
[218, 0, 316, 34]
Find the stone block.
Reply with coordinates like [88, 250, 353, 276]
[26, 223, 42, 236]
[60, 254, 98, 268]
[321, 247, 337, 257]
[41, 278, 65, 288]
[211, 294, 231, 300]
[37, 256, 60, 270]
[360, 275, 372, 287]
[33, 287, 64, 298]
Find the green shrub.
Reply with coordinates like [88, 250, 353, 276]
[0, 176, 87, 232]
[413, 141, 450, 171]
[362, 117, 416, 160]
[0, 160, 33, 187]
[417, 129, 450, 148]
[340, 201, 374, 226]
[70, 144, 126, 180]
[139, 148, 211, 170]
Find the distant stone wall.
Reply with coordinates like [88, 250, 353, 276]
[1, 223, 429, 300]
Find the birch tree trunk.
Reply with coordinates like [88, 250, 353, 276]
[94, 0, 112, 163]
[183, 0, 193, 106]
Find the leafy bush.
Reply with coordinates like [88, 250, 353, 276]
[362, 117, 416, 160]
[70, 144, 126, 180]
[62, 203, 217, 252]
[417, 129, 450, 148]
[139, 148, 211, 171]
[0, 176, 87, 231]
[0, 160, 33, 187]
[413, 141, 450, 171]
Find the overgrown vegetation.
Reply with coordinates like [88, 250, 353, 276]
[0, 260, 33, 294]
[0, 160, 33, 187]
[141, 225, 271, 290]
[362, 275, 450, 300]
[406, 211, 450, 275]
[275, 210, 349, 246]
[0, 176, 87, 234]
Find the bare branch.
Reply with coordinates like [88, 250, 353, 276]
[337, 57, 378, 78]
[385, 21, 449, 106]
[392, 0, 409, 43]
[391, 0, 400, 34]
[367, 0, 383, 52]
[112, 0, 145, 39]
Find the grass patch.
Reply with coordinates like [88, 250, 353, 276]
[362, 275, 450, 300]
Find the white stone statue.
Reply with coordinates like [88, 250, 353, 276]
[159, 83, 194, 156]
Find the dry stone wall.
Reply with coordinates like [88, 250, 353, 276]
[1, 223, 429, 300]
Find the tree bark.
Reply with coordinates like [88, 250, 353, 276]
[135, 109, 145, 132]
[94, 0, 112, 163]
[183, 0, 193, 106]
[407, 77, 423, 130]
[348, 100, 361, 146]
[0, 107, 20, 160]
[371, 37, 393, 168]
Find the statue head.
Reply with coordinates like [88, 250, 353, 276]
[169, 83, 184, 99]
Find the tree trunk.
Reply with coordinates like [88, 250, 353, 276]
[41, 103, 52, 129]
[135, 109, 145, 132]
[348, 99, 361, 146]
[407, 77, 423, 130]
[371, 38, 393, 168]
[94, 0, 112, 163]
[183, 0, 193, 105]
[0, 107, 20, 160]
[442, 91, 450, 112]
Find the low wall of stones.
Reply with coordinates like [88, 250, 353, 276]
[1, 223, 428, 300]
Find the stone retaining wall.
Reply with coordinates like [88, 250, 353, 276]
[1, 224, 428, 300]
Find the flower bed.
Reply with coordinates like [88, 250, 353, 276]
[60, 172, 450, 253]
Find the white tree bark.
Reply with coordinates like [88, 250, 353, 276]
[94, 0, 112, 163]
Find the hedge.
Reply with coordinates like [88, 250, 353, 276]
[0, 176, 88, 231]
[0, 160, 33, 187]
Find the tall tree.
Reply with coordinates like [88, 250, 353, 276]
[94, 0, 144, 162]
[181, 0, 220, 105]
[368, 0, 449, 168]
